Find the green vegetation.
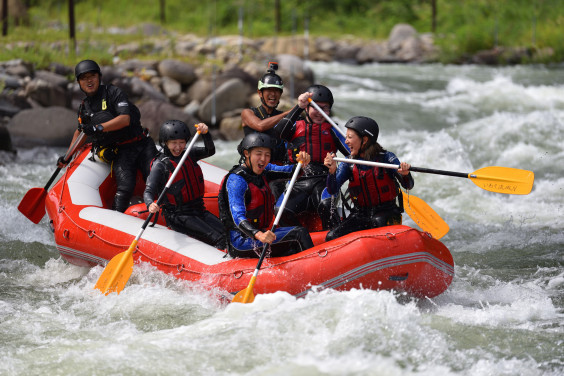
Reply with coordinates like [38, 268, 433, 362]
[1, 0, 562, 67]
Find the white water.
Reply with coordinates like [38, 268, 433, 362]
[1, 62, 563, 375]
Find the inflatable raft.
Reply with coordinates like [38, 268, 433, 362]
[45, 146, 454, 299]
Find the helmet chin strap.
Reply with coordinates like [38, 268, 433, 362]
[260, 96, 278, 111]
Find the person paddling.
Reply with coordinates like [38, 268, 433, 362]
[274, 85, 350, 230]
[323, 116, 413, 241]
[143, 121, 226, 250]
[218, 133, 314, 258]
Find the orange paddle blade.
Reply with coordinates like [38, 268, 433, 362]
[403, 194, 449, 239]
[94, 245, 135, 295]
[232, 275, 257, 303]
[470, 166, 534, 195]
[18, 188, 48, 224]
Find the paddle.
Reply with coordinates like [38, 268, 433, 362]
[94, 131, 201, 295]
[332, 157, 534, 195]
[232, 160, 303, 304]
[308, 98, 449, 238]
[18, 132, 87, 224]
[307, 97, 346, 138]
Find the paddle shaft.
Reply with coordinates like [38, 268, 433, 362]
[46, 132, 87, 190]
[333, 157, 470, 178]
[240, 161, 303, 303]
[96, 131, 200, 293]
[308, 98, 347, 138]
[134, 131, 201, 239]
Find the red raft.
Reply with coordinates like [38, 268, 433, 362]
[45, 146, 454, 299]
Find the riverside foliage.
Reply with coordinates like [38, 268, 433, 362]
[2, 0, 563, 65]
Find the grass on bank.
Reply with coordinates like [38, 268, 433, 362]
[1, 0, 563, 68]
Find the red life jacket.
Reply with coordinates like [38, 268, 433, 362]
[348, 164, 398, 208]
[288, 120, 336, 163]
[159, 155, 205, 206]
[245, 174, 275, 230]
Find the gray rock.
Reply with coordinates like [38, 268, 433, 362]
[198, 78, 250, 126]
[7, 106, 77, 147]
[158, 59, 197, 85]
[187, 79, 212, 103]
[138, 99, 200, 142]
[356, 42, 390, 64]
[24, 78, 68, 107]
[161, 76, 182, 100]
[388, 24, 418, 53]
[219, 115, 244, 141]
[35, 70, 69, 88]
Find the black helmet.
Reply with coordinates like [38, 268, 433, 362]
[75, 60, 102, 80]
[307, 84, 334, 108]
[159, 120, 191, 148]
[237, 132, 276, 156]
[258, 62, 284, 91]
[345, 116, 379, 142]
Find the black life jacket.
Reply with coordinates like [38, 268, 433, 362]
[244, 106, 287, 164]
[79, 84, 143, 147]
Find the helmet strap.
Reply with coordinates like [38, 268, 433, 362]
[259, 92, 279, 111]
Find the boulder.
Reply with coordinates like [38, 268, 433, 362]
[24, 78, 69, 107]
[198, 78, 250, 126]
[0, 124, 14, 152]
[7, 106, 77, 147]
[138, 99, 200, 141]
[157, 59, 197, 85]
[219, 115, 244, 141]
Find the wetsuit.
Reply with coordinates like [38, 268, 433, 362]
[325, 151, 414, 241]
[218, 163, 314, 258]
[275, 111, 350, 229]
[143, 132, 226, 249]
[243, 105, 288, 199]
[79, 84, 157, 212]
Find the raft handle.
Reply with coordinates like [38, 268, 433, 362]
[233, 271, 244, 279]
[318, 249, 328, 258]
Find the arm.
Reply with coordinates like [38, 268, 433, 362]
[143, 160, 166, 210]
[226, 174, 260, 238]
[273, 104, 302, 141]
[326, 157, 352, 195]
[241, 108, 290, 132]
[385, 152, 414, 190]
[190, 124, 215, 161]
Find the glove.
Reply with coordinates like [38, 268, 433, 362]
[80, 123, 104, 136]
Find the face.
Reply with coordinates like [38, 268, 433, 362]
[307, 101, 331, 124]
[78, 72, 101, 96]
[345, 129, 367, 157]
[166, 139, 187, 157]
[259, 87, 282, 109]
[244, 147, 271, 175]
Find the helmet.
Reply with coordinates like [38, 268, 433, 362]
[159, 120, 191, 148]
[75, 60, 102, 80]
[345, 116, 379, 142]
[307, 84, 334, 108]
[258, 62, 284, 91]
[237, 132, 276, 156]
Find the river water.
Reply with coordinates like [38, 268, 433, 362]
[1, 62, 563, 375]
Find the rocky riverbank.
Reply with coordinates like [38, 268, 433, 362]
[0, 23, 554, 152]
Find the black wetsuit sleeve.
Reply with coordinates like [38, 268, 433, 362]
[143, 161, 166, 208]
[190, 132, 215, 161]
[238, 219, 260, 238]
[396, 171, 414, 190]
[274, 105, 302, 141]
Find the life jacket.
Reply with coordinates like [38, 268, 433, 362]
[79, 84, 143, 147]
[154, 153, 205, 208]
[348, 161, 399, 208]
[244, 106, 287, 164]
[287, 120, 336, 164]
[218, 165, 275, 231]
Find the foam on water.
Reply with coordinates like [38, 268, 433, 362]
[2, 62, 563, 375]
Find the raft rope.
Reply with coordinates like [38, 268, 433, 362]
[55, 155, 417, 278]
